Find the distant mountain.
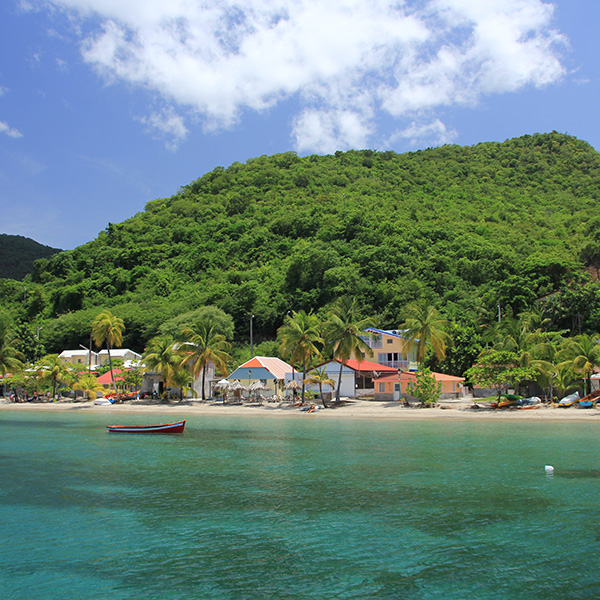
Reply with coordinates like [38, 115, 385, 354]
[0, 234, 61, 280]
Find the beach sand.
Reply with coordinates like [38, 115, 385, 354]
[1, 396, 599, 421]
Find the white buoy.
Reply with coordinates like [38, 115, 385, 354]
[545, 465, 555, 473]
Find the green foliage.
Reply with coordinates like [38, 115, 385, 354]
[406, 368, 441, 406]
[3, 132, 600, 355]
[0, 234, 61, 281]
[465, 350, 538, 398]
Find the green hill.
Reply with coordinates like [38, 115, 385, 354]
[2, 131, 600, 353]
[0, 234, 61, 281]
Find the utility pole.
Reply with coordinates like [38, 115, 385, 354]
[250, 314, 254, 357]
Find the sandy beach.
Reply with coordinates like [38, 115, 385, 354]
[1, 396, 599, 421]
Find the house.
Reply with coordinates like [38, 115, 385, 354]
[299, 360, 356, 399]
[308, 359, 398, 398]
[98, 348, 142, 366]
[360, 328, 418, 370]
[58, 348, 100, 369]
[374, 370, 465, 401]
[227, 356, 297, 398]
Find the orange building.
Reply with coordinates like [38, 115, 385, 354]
[374, 370, 465, 401]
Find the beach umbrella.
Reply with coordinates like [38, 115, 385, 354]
[248, 380, 267, 392]
[285, 379, 301, 391]
[248, 380, 268, 401]
[213, 379, 231, 401]
[230, 379, 247, 401]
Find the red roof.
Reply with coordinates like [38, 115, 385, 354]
[337, 359, 398, 373]
[97, 369, 126, 385]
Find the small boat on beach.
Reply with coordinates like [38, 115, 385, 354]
[557, 392, 579, 408]
[107, 420, 186, 434]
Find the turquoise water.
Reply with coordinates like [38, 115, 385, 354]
[1, 412, 599, 599]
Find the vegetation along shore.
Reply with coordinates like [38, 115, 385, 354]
[2, 132, 600, 409]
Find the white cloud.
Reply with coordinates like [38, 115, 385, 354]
[0, 121, 24, 139]
[36, 0, 566, 152]
[389, 119, 458, 148]
[293, 109, 373, 154]
[138, 107, 188, 150]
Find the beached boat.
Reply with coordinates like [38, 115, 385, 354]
[578, 389, 600, 408]
[107, 420, 186, 434]
[557, 392, 579, 407]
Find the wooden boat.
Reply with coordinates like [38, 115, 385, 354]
[107, 420, 186, 434]
[578, 389, 600, 408]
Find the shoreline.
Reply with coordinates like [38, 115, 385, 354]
[1, 397, 599, 422]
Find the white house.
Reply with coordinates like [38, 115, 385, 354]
[98, 348, 142, 366]
[58, 349, 100, 369]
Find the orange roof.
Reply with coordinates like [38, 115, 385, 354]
[237, 357, 296, 380]
[97, 369, 126, 385]
[374, 370, 465, 383]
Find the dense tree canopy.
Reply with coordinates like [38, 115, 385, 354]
[1, 132, 600, 358]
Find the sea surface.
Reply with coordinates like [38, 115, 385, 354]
[1, 411, 599, 599]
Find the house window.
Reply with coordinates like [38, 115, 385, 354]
[394, 384, 400, 392]
[387, 338, 393, 344]
[378, 383, 386, 392]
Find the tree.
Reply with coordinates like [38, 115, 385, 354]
[40, 353, 71, 399]
[278, 310, 322, 404]
[323, 297, 374, 403]
[142, 335, 180, 400]
[305, 366, 335, 408]
[122, 364, 144, 393]
[0, 316, 24, 378]
[558, 333, 600, 396]
[465, 350, 537, 399]
[168, 365, 193, 402]
[74, 373, 104, 400]
[180, 320, 232, 400]
[92, 310, 125, 395]
[425, 322, 482, 378]
[406, 368, 441, 406]
[400, 299, 451, 363]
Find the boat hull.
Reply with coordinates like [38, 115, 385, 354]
[107, 420, 186, 434]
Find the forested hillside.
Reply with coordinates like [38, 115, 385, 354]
[0, 235, 61, 281]
[2, 132, 600, 354]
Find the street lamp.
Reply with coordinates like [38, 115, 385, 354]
[250, 314, 254, 357]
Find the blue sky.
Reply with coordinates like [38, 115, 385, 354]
[1, 0, 599, 250]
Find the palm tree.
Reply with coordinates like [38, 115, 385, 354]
[168, 365, 193, 402]
[143, 335, 179, 400]
[40, 354, 70, 399]
[558, 333, 600, 396]
[553, 362, 581, 399]
[0, 319, 24, 378]
[323, 297, 374, 403]
[400, 298, 450, 363]
[74, 373, 104, 401]
[278, 310, 322, 404]
[92, 310, 125, 396]
[305, 366, 335, 408]
[179, 320, 232, 400]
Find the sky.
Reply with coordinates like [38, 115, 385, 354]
[1, 0, 599, 250]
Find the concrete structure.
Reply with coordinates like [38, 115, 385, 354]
[361, 328, 417, 370]
[375, 370, 465, 401]
[98, 348, 142, 366]
[58, 348, 99, 369]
